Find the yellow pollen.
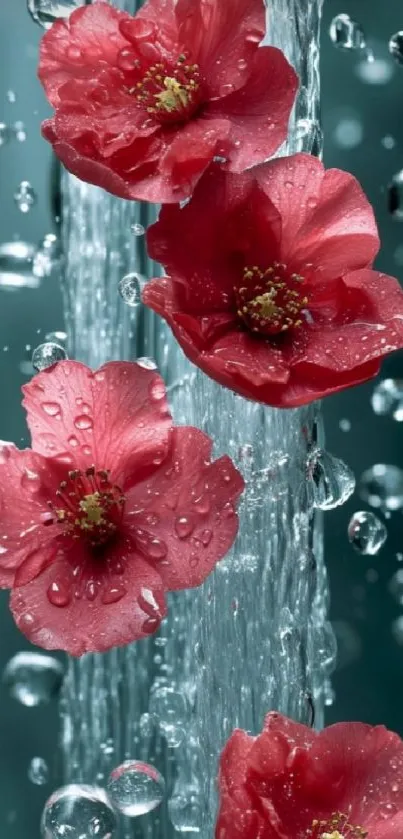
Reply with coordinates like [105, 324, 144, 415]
[310, 813, 367, 839]
[155, 77, 190, 112]
[251, 291, 278, 320]
[79, 493, 104, 528]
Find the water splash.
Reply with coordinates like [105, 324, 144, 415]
[58, 3, 332, 839]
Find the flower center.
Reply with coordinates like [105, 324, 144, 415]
[45, 467, 125, 548]
[234, 263, 308, 336]
[309, 813, 368, 839]
[129, 55, 202, 123]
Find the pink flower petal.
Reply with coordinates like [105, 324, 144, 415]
[10, 548, 167, 656]
[216, 714, 403, 839]
[125, 427, 244, 590]
[22, 361, 172, 486]
[207, 47, 298, 170]
[254, 155, 379, 277]
[176, 0, 266, 97]
[0, 446, 60, 588]
[39, 1, 130, 107]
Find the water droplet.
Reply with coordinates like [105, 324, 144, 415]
[149, 686, 188, 747]
[2, 651, 64, 706]
[45, 331, 67, 346]
[329, 14, 366, 50]
[42, 402, 61, 417]
[168, 791, 201, 833]
[101, 583, 127, 605]
[339, 418, 351, 432]
[392, 615, 403, 645]
[33, 234, 62, 279]
[47, 579, 72, 607]
[0, 122, 10, 146]
[356, 57, 394, 85]
[32, 342, 67, 372]
[389, 31, 403, 65]
[74, 414, 93, 431]
[41, 784, 117, 839]
[28, 756, 49, 785]
[371, 379, 403, 420]
[13, 120, 27, 142]
[359, 464, 403, 511]
[107, 761, 165, 817]
[130, 223, 145, 236]
[388, 171, 403, 220]
[27, 0, 87, 29]
[6, 90, 16, 103]
[118, 273, 143, 307]
[382, 135, 396, 150]
[333, 117, 363, 149]
[14, 180, 37, 214]
[332, 621, 361, 669]
[136, 357, 157, 370]
[68, 435, 79, 448]
[348, 511, 387, 555]
[308, 449, 355, 510]
[0, 240, 39, 290]
[174, 516, 195, 540]
[389, 569, 403, 605]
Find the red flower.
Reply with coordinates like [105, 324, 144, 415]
[216, 712, 403, 839]
[38, 0, 297, 203]
[143, 154, 403, 407]
[0, 361, 243, 656]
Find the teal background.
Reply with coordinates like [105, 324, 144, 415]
[0, 0, 402, 834]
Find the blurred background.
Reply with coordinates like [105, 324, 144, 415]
[1, 0, 403, 834]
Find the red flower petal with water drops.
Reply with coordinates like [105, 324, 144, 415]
[1, 361, 243, 655]
[144, 156, 403, 407]
[125, 427, 244, 591]
[38, 0, 297, 203]
[216, 712, 403, 839]
[22, 360, 172, 488]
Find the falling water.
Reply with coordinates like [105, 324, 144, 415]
[59, 1, 334, 838]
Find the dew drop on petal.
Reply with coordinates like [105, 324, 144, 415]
[2, 651, 64, 706]
[41, 784, 117, 839]
[14, 181, 37, 213]
[118, 273, 144, 307]
[329, 14, 366, 50]
[27, 0, 88, 29]
[32, 342, 67, 372]
[74, 414, 94, 431]
[174, 516, 194, 540]
[348, 511, 387, 555]
[101, 583, 127, 605]
[28, 756, 49, 786]
[307, 449, 355, 510]
[47, 580, 72, 608]
[107, 761, 165, 817]
[389, 31, 403, 65]
[359, 464, 403, 511]
[42, 402, 62, 417]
